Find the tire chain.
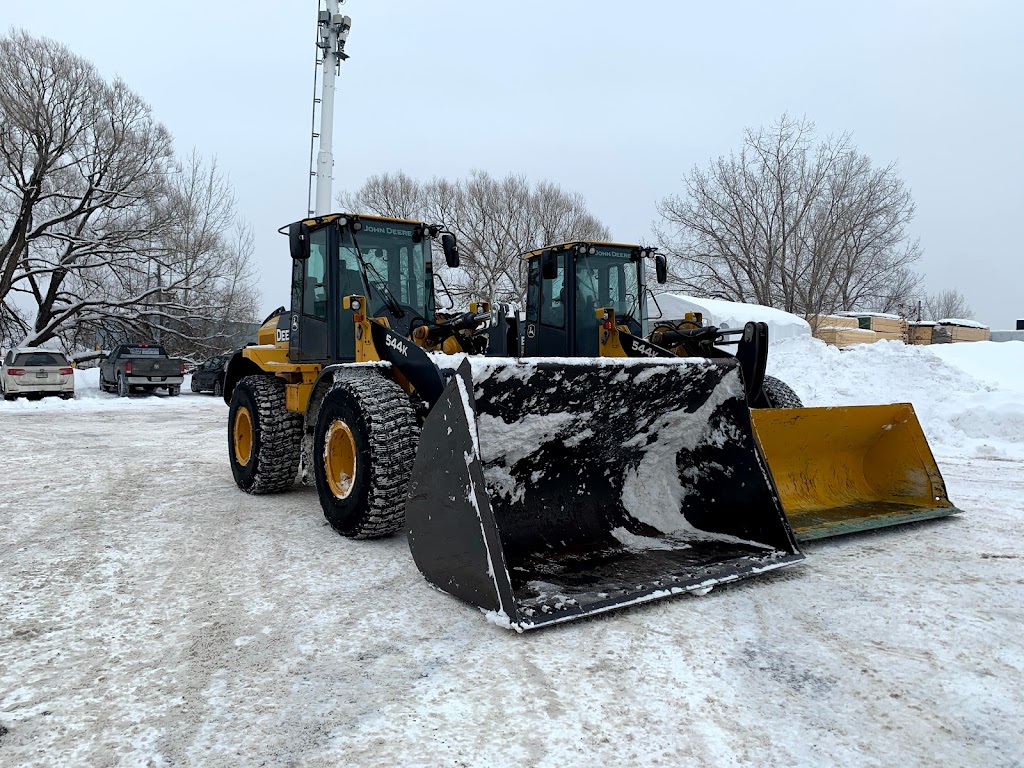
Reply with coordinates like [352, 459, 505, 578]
[762, 375, 803, 409]
[326, 369, 419, 538]
[239, 375, 303, 494]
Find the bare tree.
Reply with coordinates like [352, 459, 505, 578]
[0, 31, 260, 358]
[0, 30, 173, 346]
[342, 170, 609, 306]
[923, 288, 974, 321]
[337, 170, 424, 220]
[655, 114, 922, 317]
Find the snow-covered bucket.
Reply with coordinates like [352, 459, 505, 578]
[405, 357, 803, 631]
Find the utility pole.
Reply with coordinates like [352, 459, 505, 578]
[311, 1, 352, 217]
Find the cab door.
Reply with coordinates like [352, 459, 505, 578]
[524, 254, 569, 356]
[292, 227, 331, 362]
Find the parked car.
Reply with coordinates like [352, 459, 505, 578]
[99, 344, 184, 397]
[190, 353, 231, 396]
[1, 348, 75, 401]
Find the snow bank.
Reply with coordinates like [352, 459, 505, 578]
[768, 337, 1024, 461]
[648, 293, 811, 344]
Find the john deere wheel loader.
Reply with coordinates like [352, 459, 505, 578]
[224, 213, 491, 535]
[517, 240, 962, 541]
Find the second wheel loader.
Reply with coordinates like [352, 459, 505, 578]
[515, 239, 962, 541]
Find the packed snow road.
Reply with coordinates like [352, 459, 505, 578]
[2, 348, 1024, 767]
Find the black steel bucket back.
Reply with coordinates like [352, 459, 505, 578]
[406, 357, 802, 631]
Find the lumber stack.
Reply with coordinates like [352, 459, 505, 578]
[859, 315, 908, 342]
[936, 321, 990, 342]
[907, 322, 935, 345]
[814, 326, 879, 348]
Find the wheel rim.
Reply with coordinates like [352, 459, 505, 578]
[324, 420, 357, 499]
[234, 406, 253, 466]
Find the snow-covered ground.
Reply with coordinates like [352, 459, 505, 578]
[1, 341, 1022, 766]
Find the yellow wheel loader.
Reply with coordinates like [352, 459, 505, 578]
[517, 240, 962, 541]
[224, 213, 490, 536]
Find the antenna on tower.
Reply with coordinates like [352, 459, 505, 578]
[307, 0, 352, 217]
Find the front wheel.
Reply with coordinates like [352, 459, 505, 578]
[190, 377, 200, 393]
[761, 375, 803, 408]
[228, 375, 302, 494]
[213, 378, 223, 398]
[313, 371, 418, 539]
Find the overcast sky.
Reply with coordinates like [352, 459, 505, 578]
[6, 0, 1022, 327]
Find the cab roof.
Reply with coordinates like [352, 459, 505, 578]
[520, 241, 643, 261]
[293, 212, 426, 229]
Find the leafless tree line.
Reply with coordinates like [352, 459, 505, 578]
[0, 30, 259, 360]
[340, 170, 609, 306]
[919, 288, 975, 321]
[655, 115, 925, 321]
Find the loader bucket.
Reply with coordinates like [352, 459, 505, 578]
[749, 404, 961, 541]
[406, 357, 803, 632]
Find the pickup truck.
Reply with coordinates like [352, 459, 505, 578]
[99, 344, 185, 397]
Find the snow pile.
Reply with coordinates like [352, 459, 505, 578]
[648, 293, 811, 344]
[768, 337, 1024, 461]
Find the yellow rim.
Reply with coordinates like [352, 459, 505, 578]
[234, 406, 253, 466]
[324, 420, 357, 499]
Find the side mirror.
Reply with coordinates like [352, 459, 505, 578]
[289, 222, 311, 260]
[541, 249, 558, 280]
[441, 233, 460, 268]
[655, 253, 668, 285]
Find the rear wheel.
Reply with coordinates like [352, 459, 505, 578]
[117, 374, 129, 398]
[761, 375, 803, 408]
[313, 371, 418, 538]
[168, 386, 180, 397]
[228, 375, 302, 494]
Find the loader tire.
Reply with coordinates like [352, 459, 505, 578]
[762, 375, 803, 409]
[228, 375, 302, 494]
[313, 371, 418, 539]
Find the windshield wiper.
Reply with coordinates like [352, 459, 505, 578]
[349, 229, 405, 319]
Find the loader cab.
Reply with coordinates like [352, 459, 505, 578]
[285, 213, 444, 363]
[522, 242, 654, 357]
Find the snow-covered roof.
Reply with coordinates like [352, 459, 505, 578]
[647, 294, 811, 344]
[937, 318, 989, 329]
[837, 311, 902, 319]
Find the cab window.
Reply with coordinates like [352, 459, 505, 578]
[303, 229, 329, 320]
[540, 253, 565, 328]
[526, 260, 540, 323]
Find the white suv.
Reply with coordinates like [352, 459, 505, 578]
[1, 348, 75, 401]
